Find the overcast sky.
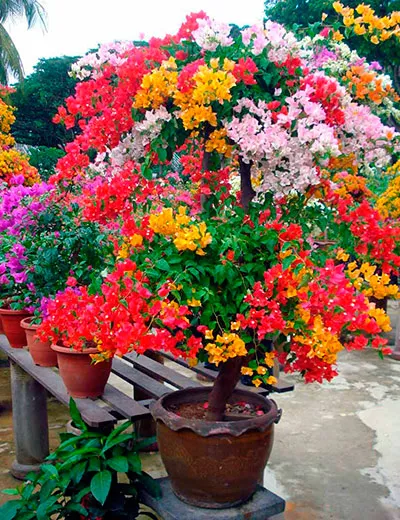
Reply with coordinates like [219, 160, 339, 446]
[6, 0, 266, 78]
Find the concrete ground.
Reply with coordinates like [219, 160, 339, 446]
[0, 302, 399, 519]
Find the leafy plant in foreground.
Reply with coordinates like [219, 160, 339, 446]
[0, 399, 160, 520]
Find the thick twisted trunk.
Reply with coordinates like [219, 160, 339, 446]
[239, 158, 255, 211]
[205, 357, 244, 421]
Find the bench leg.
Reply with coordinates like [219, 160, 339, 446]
[10, 361, 49, 479]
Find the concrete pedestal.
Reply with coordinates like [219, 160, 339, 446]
[10, 361, 49, 479]
[140, 477, 285, 520]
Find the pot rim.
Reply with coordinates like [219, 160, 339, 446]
[51, 344, 105, 356]
[20, 316, 40, 330]
[0, 308, 31, 316]
[151, 387, 282, 437]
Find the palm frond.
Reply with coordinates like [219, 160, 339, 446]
[0, 22, 24, 83]
[0, 0, 47, 30]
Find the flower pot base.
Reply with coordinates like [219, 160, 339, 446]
[140, 477, 286, 518]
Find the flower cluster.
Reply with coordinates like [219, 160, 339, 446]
[148, 206, 212, 255]
[376, 172, 400, 219]
[333, 2, 400, 44]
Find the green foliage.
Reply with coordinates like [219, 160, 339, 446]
[0, 198, 115, 311]
[10, 56, 79, 147]
[0, 398, 160, 520]
[25, 146, 65, 180]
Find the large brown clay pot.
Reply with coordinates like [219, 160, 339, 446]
[151, 387, 281, 509]
[20, 317, 58, 367]
[51, 344, 111, 398]
[0, 308, 31, 348]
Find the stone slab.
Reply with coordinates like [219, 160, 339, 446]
[140, 477, 285, 520]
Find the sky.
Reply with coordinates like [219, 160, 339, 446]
[5, 0, 266, 77]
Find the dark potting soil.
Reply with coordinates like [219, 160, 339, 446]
[168, 401, 266, 420]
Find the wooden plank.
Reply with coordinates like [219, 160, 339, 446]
[101, 384, 151, 421]
[123, 352, 201, 390]
[0, 343, 116, 428]
[111, 357, 171, 398]
[269, 378, 295, 393]
[159, 353, 272, 396]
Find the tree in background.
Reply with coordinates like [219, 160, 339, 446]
[264, 0, 400, 90]
[11, 56, 79, 147]
[0, 0, 47, 84]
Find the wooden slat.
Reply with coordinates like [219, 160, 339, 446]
[111, 357, 171, 398]
[123, 352, 200, 389]
[0, 343, 116, 428]
[160, 353, 276, 396]
[101, 384, 151, 421]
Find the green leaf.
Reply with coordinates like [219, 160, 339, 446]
[107, 455, 129, 473]
[0, 501, 20, 520]
[157, 147, 167, 162]
[282, 255, 296, 270]
[90, 470, 112, 505]
[136, 472, 162, 499]
[36, 495, 60, 520]
[66, 503, 88, 516]
[155, 258, 170, 271]
[1, 489, 19, 496]
[41, 464, 58, 479]
[88, 456, 102, 472]
[69, 397, 86, 431]
[70, 461, 87, 484]
[39, 479, 57, 502]
[74, 486, 91, 502]
[127, 452, 142, 473]
[102, 433, 133, 454]
[106, 421, 132, 444]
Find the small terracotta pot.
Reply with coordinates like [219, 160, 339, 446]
[0, 308, 32, 348]
[51, 344, 111, 398]
[20, 317, 57, 367]
[151, 387, 281, 509]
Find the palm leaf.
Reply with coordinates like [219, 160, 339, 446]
[0, 0, 47, 29]
[0, 22, 24, 83]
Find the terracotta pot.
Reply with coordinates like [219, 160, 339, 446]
[20, 317, 58, 367]
[51, 344, 111, 398]
[0, 308, 32, 348]
[151, 387, 281, 509]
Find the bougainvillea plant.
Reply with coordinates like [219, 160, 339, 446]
[0, 87, 39, 186]
[39, 12, 400, 421]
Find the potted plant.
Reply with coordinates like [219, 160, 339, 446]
[0, 398, 160, 520]
[0, 178, 114, 363]
[43, 12, 399, 509]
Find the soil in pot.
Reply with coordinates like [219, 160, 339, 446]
[51, 345, 111, 398]
[20, 317, 58, 367]
[151, 387, 281, 509]
[0, 308, 32, 348]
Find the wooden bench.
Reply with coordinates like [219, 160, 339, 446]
[0, 335, 294, 480]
